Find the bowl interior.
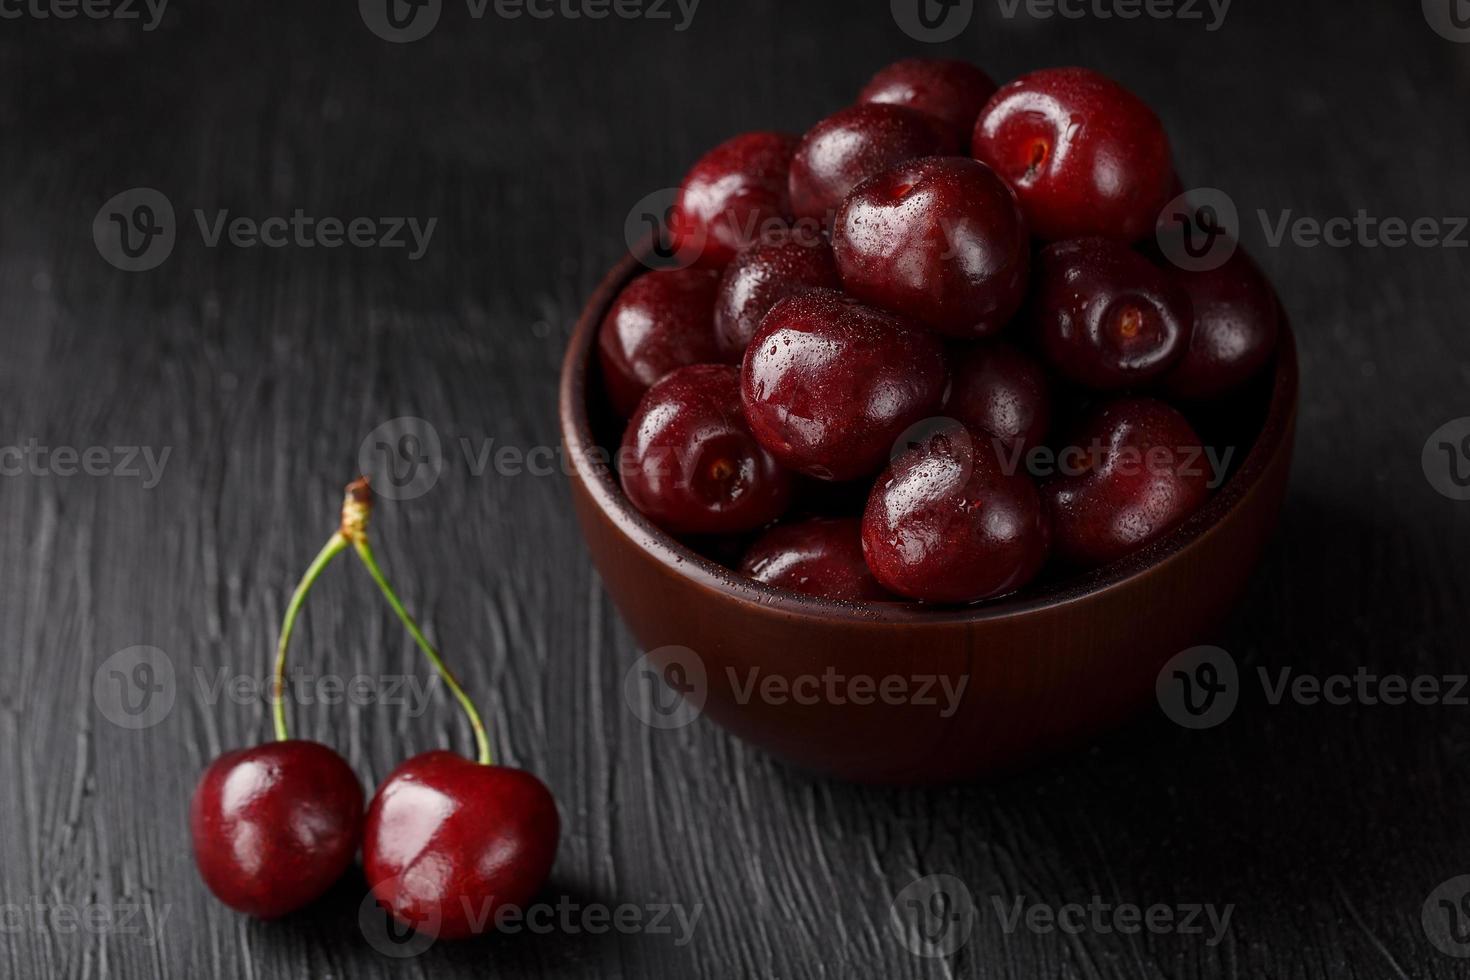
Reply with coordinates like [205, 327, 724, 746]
[563, 253, 1298, 626]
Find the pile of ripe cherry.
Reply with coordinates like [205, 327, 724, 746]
[601, 60, 1279, 604]
[190, 479, 559, 939]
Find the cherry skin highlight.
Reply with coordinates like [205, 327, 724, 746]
[671, 131, 798, 268]
[858, 58, 998, 147]
[788, 103, 954, 227]
[1159, 248, 1281, 399]
[1033, 237, 1192, 390]
[598, 266, 723, 416]
[862, 424, 1050, 604]
[972, 67, 1175, 242]
[190, 740, 363, 919]
[740, 517, 892, 601]
[713, 236, 839, 361]
[740, 289, 948, 482]
[832, 156, 1030, 339]
[1041, 397, 1210, 568]
[621, 364, 794, 534]
[362, 752, 559, 941]
[944, 341, 1052, 456]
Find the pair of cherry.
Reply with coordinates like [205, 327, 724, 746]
[189, 479, 558, 940]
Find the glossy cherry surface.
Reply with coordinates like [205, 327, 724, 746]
[740, 289, 947, 481]
[944, 341, 1051, 455]
[740, 516, 891, 601]
[862, 424, 1049, 603]
[190, 740, 363, 919]
[362, 752, 559, 941]
[1159, 248, 1281, 399]
[713, 236, 839, 360]
[832, 156, 1029, 338]
[621, 364, 793, 533]
[1041, 397, 1209, 568]
[788, 103, 953, 226]
[598, 267, 722, 416]
[972, 67, 1174, 242]
[858, 58, 997, 147]
[671, 131, 797, 268]
[1033, 237, 1192, 390]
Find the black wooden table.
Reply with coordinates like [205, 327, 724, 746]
[3, 0, 1469, 976]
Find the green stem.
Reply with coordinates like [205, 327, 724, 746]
[272, 533, 350, 741]
[352, 537, 493, 766]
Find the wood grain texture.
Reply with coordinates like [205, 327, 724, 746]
[1, 0, 1467, 976]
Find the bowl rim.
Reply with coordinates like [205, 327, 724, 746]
[560, 250, 1299, 626]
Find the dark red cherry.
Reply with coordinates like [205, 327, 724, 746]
[788, 104, 954, 226]
[1159, 248, 1281, 399]
[862, 423, 1049, 603]
[832, 156, 1029, 338]
[1041, 397, 1209, 568]
[598, 267, 723, 416]
[858, 58, 998, 147]
[671, 131, 798, 268]
[190, 741, 363, 919]
[1033, 237, 1192, 390]
[972, 67, 1175, 242]
[713, 236, 839, 360]
[621, 364, 793, 533]
[740, 517, 892, 601]
[740, 289, 947, 481]
[944, 341, 1051, 456]
[362, 752, 559, 941]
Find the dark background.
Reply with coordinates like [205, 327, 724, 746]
[3, 0, 1469, 976]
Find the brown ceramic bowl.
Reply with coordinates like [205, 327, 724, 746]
[560, 252, 1298, 784]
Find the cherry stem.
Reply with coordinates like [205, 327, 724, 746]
[343, 480, 494, 766]
[271, 532, 350, 742]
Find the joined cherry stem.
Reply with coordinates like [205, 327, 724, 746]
[269, 477, 494, 766]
